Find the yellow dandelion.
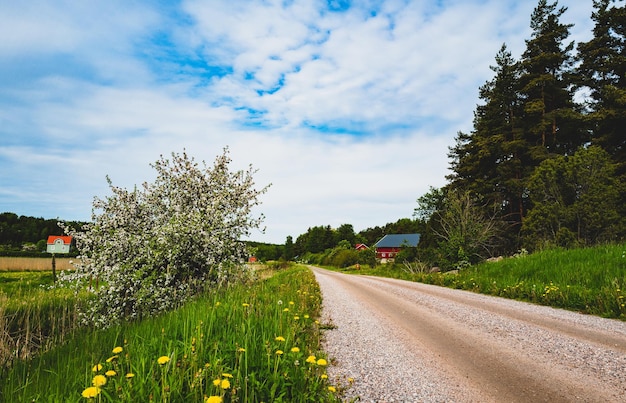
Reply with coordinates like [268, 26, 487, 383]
[304, 314, 310, 319]
[105, 355, 118, 363]
[306, 355, 317, 364]
[283, 308, 289, 312]
[290, 347, 300, 353]
[157, 356, 170, 365]
[92, 375, 107, 387]
[276, 350, 284, 355]
[92, 364, 103, 372]
[275, 336, 285, 342]
[220, 379, 231, 389]
[212, 378, 221, 387]
[321, 374, 328, 379]
[237, 347, 246, 352]
[222, 373, 233, 378]
[242, 303, 250, 307]
[289, 301, 295, 305]
[112, 346, 123, 354]
[205, 397, 222, 403]
[105, 370, 117, 377]
[328, 386, 336, 393]
[125, 373, 135, 379]
[82, 386, 101, 398]
[294, 316, 300, 320]
[316, 358, 328, 366]
[348, 377, 354, 383]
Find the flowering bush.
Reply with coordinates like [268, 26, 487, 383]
[59, 148, 269, 327]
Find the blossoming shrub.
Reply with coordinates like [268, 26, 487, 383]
[59, 148, 269, 327]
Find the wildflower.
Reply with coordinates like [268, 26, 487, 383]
[289, 301, 295, 305]
[321, 374, 328, 379]
[348, 377, 354, 383]
[328, 386, 336, 393]
[242, 303, 250, 307]
[222, 373, 233, 378]
[92, 375, 107, 387]
[220, 379, 231, 389]
[105, 370, 117, 377]
[276, 350, 284, 355]
[306, 355, 317, 364]
[275, 336, 285, 342]
[237, 347, 246, 352]
[290, 347, 300, 353]
[82, 386, 101, 398]
[277, 300, 283, 305]
[205, 397, 223, 403]
[304, 314, 310, 319]
[316, 358, 328, 366]
[125, 373, 135, 378]
[158, 356, 170, 365]
[283, 308, 289, 312]
[112, 346, 123, 354]
[92, 364, 103, 372]
[106, 355, 118, 363]
[294, 316, 300, 320]
[212, 379, 221, 387]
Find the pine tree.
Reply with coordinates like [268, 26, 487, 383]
[519, 0, 585, 161]
[577, 0, 626, 176]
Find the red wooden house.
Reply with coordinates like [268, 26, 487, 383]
[374, 234, 420, 262]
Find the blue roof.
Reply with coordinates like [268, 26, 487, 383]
[374, 234, 421, 248]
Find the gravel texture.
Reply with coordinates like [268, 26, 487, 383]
[312, 267, 626, 403]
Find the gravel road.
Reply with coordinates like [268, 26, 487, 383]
[311, 266, 626, 403]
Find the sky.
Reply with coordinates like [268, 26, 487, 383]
[0, 0, 595, 244]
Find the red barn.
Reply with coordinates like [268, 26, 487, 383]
[374, 234, 420, 262]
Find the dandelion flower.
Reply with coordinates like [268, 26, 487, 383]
[316, 358, 328, 366]
[242, 303, 250, 307]
[321, 374, 328, 379]
[306, 355, 317, 364]
[212, 379, 221, 387]
[92, 375, 107, 387]
[92, 364, 103, 372]
[276, 350, 284, 355]
[106, 355, 118, 363]
[112, 346, 123, 354]
[294, 316, 300, 320]
[237, 347, 246, 352]
[205, 397, 222, 403]
[105, 370, 117, 377]
[290, 347, 300, 353]
[222, 373, 233, 378]
[220, 379, 231, 389]
[275, 336, 285, 342]
[328, 386, 336, 393]
[283, 308, 289, 312]
[289, 301, 295, 305]
[125, 373, 135, 379]
[82, 386, 101, 398]
[157, 356, 170, 365]
[304, 314, 310, 319]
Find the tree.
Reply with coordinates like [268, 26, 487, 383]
[522, 145, 622, 249]
[283, 235, 295, 260]
[577, 0, 626, 177]
[60, 148, 269, 327]
[519, 0, 585, 160]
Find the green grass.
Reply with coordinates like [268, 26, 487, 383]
[0, 265, 343, 402]
[346, 243, 626, 319]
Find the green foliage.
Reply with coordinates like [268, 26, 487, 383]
[58, 149, 269, 328]
[523, 146, 622, 249]
[0, 266, 342, 402]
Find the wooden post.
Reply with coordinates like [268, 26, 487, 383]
[51, 253, 57, 283]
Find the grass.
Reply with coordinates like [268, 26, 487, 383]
[0, 265, 343, 402]
[343, 243, 626, 319]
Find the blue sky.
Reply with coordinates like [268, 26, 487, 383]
[0, 0, 594, 244]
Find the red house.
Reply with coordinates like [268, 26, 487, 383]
[355, 243, 369, 251]
[374, 234, 420, 262]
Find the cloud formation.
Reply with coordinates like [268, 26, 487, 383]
[0, 0, 593, 243]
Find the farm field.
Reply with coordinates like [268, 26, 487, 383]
[0, 265, 342, 402]
[0, 256, 74, 272]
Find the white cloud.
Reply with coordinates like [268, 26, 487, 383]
[0, 0, 597, 243]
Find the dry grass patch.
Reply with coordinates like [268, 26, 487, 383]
[0, 257, 74, 272]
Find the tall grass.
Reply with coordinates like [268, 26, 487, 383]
[355, 243, 626, 319]
[0, 265, 342, 402]
[0, 271, 82, 368]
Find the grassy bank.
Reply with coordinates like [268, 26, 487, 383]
[347, 243, 626, 319]
[0, 265, 341, 402]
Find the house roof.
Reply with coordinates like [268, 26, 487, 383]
[374, 234, 420, 248]
[47, 235, 73, 245]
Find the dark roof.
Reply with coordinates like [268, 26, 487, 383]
[374, 234, 421, 248]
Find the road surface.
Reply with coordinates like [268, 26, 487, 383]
[311, 267, 626, 402]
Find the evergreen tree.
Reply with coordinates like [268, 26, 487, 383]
[577, 0, 626, 177]
[519, 0, 585, 161]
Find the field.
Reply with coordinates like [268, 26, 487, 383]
[0, 256, 74, 272]
[0, 265, 343, 402]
